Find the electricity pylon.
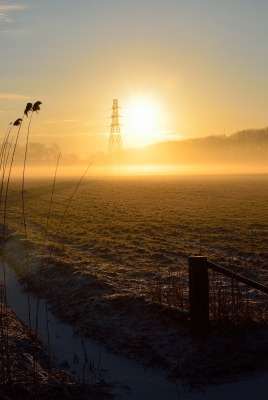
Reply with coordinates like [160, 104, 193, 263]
[108, 99, 123, 165]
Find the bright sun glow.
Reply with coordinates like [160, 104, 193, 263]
[124, 97, 166, 147]
[128, 103, 157, 134]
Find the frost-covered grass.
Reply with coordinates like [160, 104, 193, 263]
[4, 174, 268, 323]
[2, 174, 268, 390]
[4, 174, 268, 275]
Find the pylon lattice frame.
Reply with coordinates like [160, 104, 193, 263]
[108, 99, 122, 163]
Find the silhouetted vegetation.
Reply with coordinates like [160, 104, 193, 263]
[85, 126, 268, 168]
[4, 126, 268, 168]
[141, 127, 268, 166]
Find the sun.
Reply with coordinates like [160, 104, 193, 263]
[127, 102, 157, 134]
[124, 97, 165, 147]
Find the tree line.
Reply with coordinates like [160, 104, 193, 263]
[134, 127, 268, 165]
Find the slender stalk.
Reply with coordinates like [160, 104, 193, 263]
[41, 153, 61, 268]
[21, 111, 33, 331]
[21, 103, 41, 332]
[1, 117, 24, 386]
[35, 153, 61, 384]
[0, 137, 13, 209]
[53, 162, 92, 241]
[0, 126, 13, 208]
[35, 154, 61, 331]
[0, 123, 12, 171]
[173, 377, 182, 400]
[0, 143, 14, 380]
[2, 116, 24, 302]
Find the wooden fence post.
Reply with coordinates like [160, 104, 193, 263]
[189, 256, 209, 336]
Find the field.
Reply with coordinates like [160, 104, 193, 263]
[2, 173, 268, 388]
[5, 174, 268, 280]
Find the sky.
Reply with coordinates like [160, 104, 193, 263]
[0, 0, 268, 157]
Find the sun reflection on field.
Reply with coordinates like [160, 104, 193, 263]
[8, 162, 268, 179]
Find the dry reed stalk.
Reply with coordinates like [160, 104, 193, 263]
[0, 124, 12, 175]
[21, 110, 34, 332]
[1, 117, 25, 383]
[0, 137, 13, 209]
[34, 152, 61, 385]
[43, 162, 92, 267]
[20, 102, 43, 389]
[21, 102, 42, 332]
[2, 117, 24, 291]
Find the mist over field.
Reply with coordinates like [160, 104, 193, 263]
[8, 126, 268, 177]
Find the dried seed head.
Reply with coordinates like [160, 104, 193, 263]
[24, 102, 33, 117]
[13, 118, 23, 126]
[32, 101, 42, 113]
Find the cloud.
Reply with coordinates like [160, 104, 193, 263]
[0, 29, 30, 36]
[0, 92, 29, 100]
[0, 4, 28, 22]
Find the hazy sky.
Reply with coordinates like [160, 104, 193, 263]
[0, 0, 268, 157]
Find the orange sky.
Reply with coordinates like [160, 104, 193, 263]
[1, 1, 268, 158]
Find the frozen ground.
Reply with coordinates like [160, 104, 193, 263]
[1, 260, 180, 399]
[1, 175, 268, 398]
[2, 239, 268, 400]
[0, 300, 109, 399]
